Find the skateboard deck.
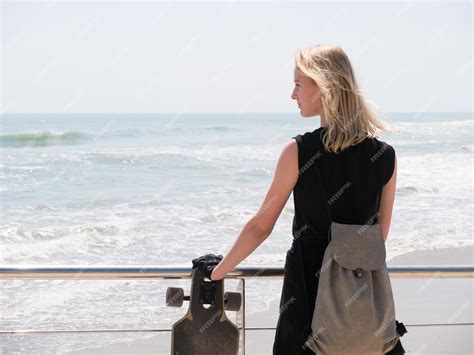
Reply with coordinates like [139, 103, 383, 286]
[170, 268, 240, 355]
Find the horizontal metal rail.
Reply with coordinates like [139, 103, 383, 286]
[0, 265, 473, 280]
[2, 323, 474, 335]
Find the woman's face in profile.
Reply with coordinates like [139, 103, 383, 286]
[291, 67, 323, 118]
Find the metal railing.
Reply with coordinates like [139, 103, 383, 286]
[1, 265, 473, 349]
[1, 264, 473, 279]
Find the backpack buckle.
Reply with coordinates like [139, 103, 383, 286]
[396, 321, 408, 336]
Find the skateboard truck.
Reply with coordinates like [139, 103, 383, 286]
[166, 276, 242, 311]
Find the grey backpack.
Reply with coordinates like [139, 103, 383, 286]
[303, 166, 406, 354]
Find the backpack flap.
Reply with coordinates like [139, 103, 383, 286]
[330, 222, 386, 271]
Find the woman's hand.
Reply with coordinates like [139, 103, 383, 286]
[210, 267, 224, 281]
[191, 253, 224, 281]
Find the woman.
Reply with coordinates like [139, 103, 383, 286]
[193, 43, 406, 354]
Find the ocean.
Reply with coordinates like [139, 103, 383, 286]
[1, 112, 473, 354]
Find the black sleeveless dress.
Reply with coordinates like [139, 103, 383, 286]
[272, 127, 406, 354]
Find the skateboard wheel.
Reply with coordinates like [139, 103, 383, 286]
[166, 287, 184, 307]
[224, 292, 241, 311]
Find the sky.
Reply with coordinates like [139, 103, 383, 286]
[2, 0, 472, 113]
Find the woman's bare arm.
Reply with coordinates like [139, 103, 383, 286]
[210, 139, 299, 280]
[378, 155, 397, 242]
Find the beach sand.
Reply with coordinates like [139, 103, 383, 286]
[67, 245, 474, 354]
[387, 245, 474, 265]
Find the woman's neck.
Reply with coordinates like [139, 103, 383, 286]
[320, 114, 326, 127]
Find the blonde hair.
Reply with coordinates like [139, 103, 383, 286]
[294, 43, 392, 153]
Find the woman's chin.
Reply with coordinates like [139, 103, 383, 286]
[299, 109, 319, 118]
[299, 110, 312, 118]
